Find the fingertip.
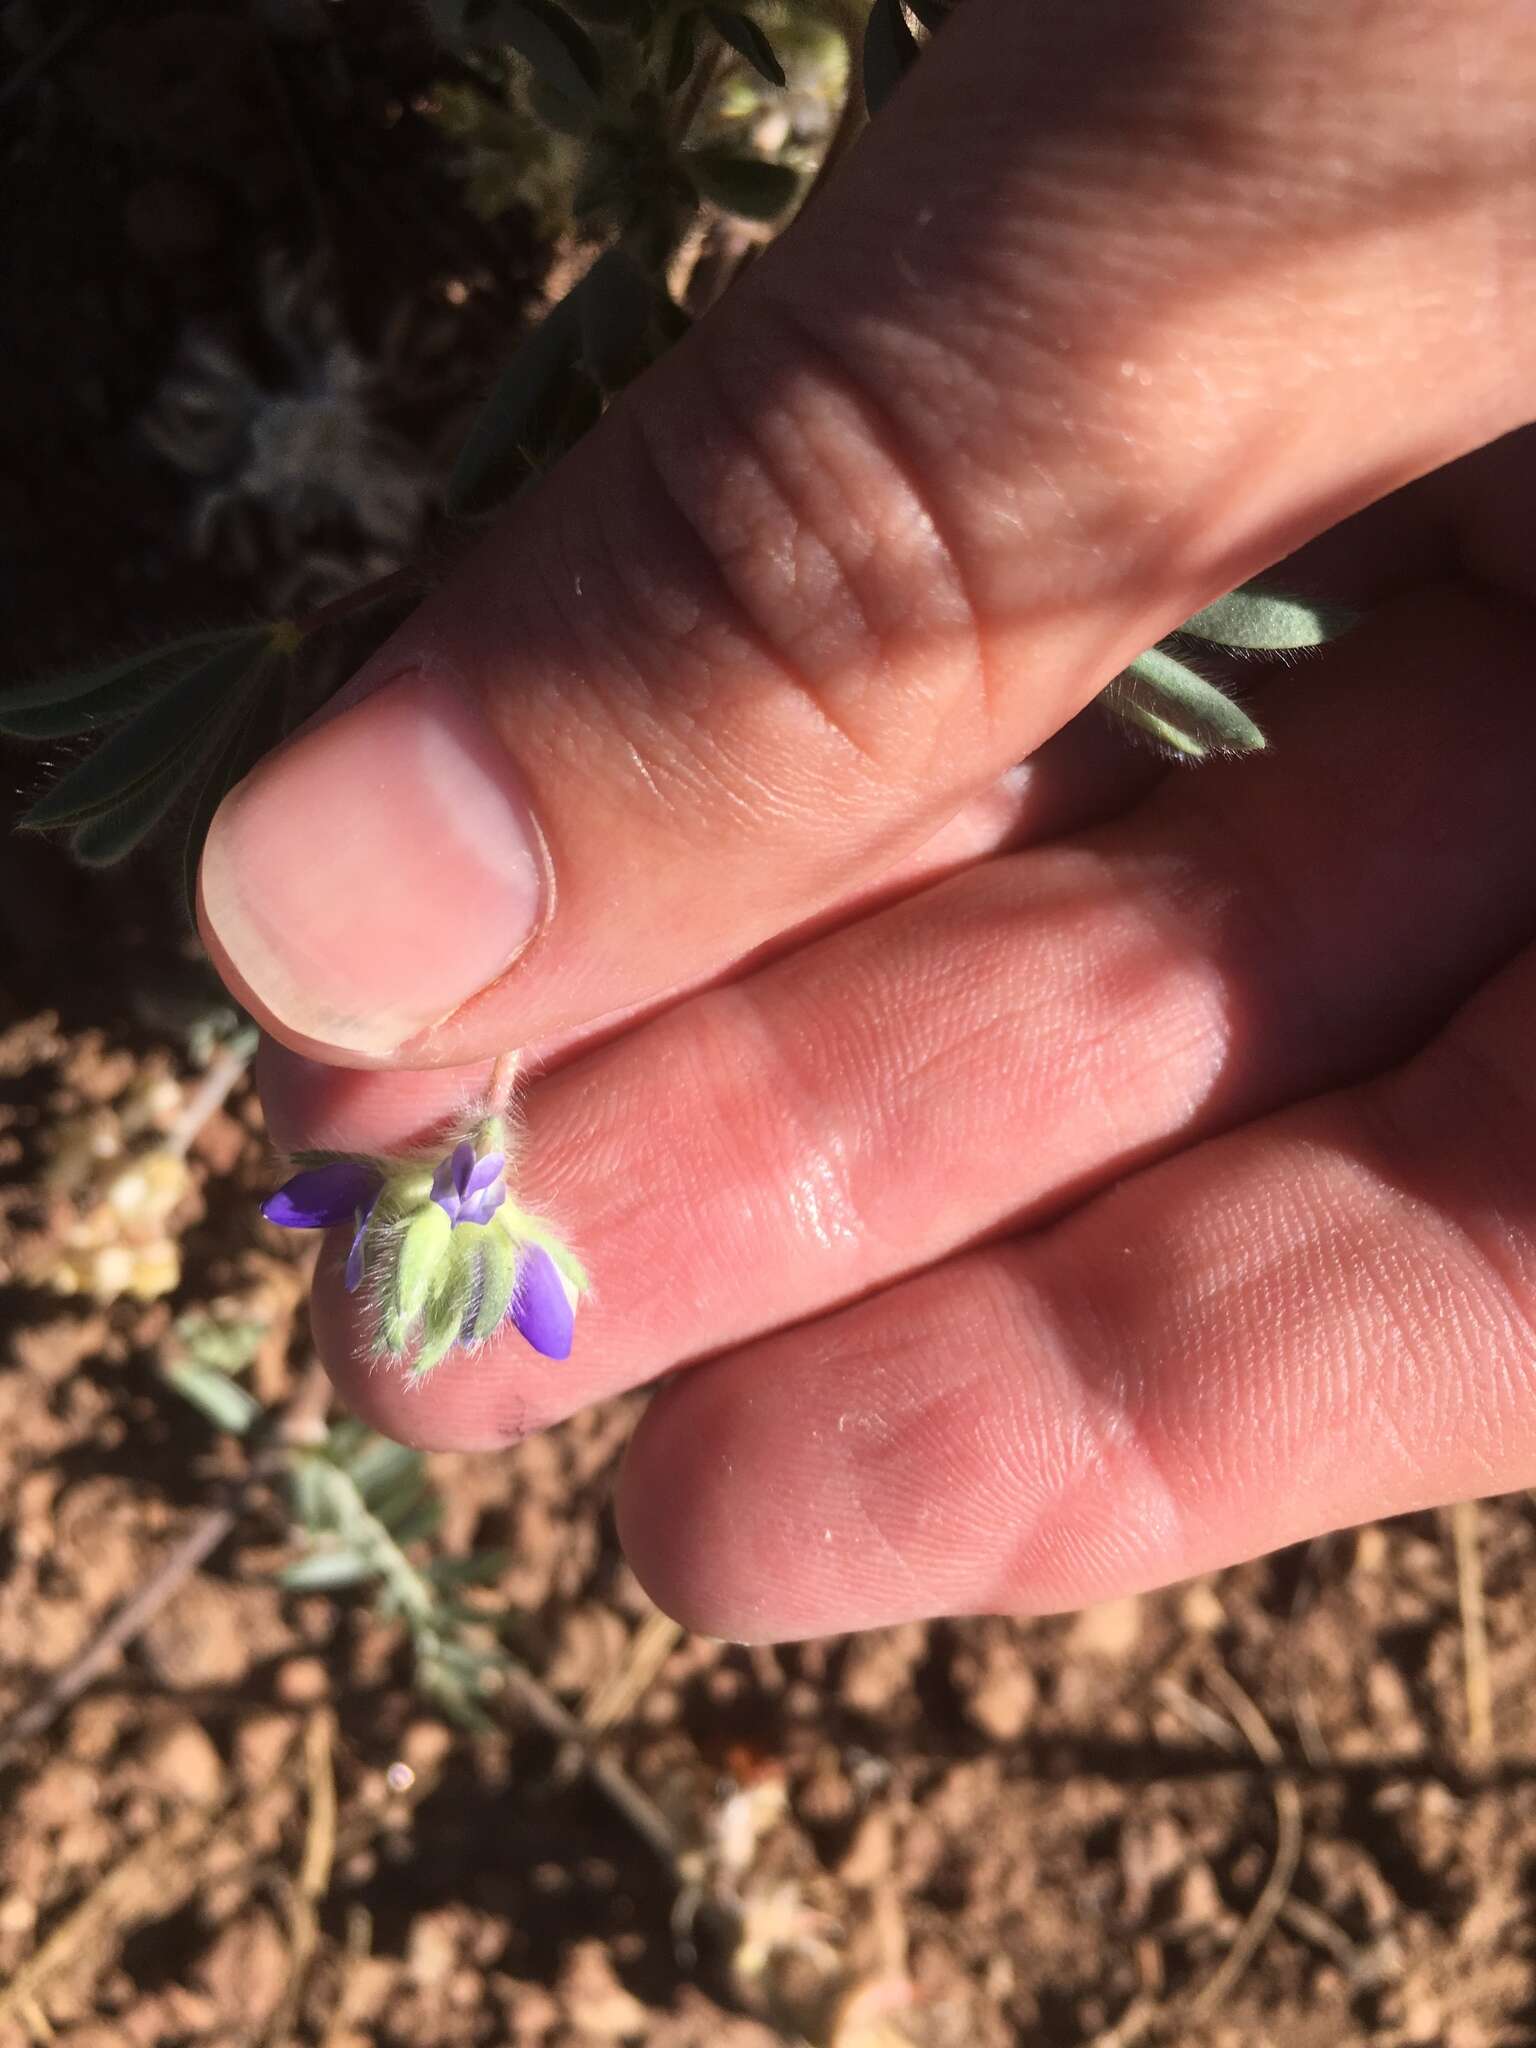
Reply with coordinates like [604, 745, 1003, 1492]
[615, 1361, 854, 1644]
[199, 668, 549, 1065]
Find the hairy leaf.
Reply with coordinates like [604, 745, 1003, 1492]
[1179, 585, 1358, 651]
[0, 626, 257, 727]
[1103, 645, 1266, 760]
[69, 753, 204, 867]
[395, 1202, 454, 1326]
[468, 1225, 520, 1343]
[21, 638, 266, 833]
[386, 1494, 447, 1545]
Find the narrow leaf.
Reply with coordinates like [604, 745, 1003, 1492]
[684, 147, 799, 220]
[665, 6, 697, 91]
[70, 747, 210, 867]
[430, 1550, 511, 1589]
[22, 638, 265, 831]
[468, 1225, 519, 1343]
[1104, 644, 1266, 760]
[281, 1549, 375, 1593]
[0, 627, 255, 723]
[465, 0, 602, 106]
[346, 1436, 423, 1505]
[364, 1468, 436, 1535]
[576, 247, 658, 390]
[387, 1496, 446, 1545]
[704, 5, 785, 86]
[68, 665, 267, 867]
[862, 0, 917, 115]
[410, 1290, 470, 1381]
[447, 288, 584, 515]
[165, 1361, 262, 1436]
[1179, 586, 1359, 651]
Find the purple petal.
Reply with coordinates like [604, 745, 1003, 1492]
[429, 1148, 464, 1213]
[458, 1181, 506, 1229]
[449, 1140, 477, 1197]
[509, 1244, 575, 1361]
[263, 1162, 382, 1231]
[344, 1195, 378, 1293]
[463, 1150, 505, 1198]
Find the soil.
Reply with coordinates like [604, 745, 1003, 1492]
[4, 5, 1536, 2045]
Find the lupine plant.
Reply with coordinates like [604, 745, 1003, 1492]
[262, 1100, 588, 1379]
[168, 1317, 518, 1724]
[4, 0, 1356, 1379]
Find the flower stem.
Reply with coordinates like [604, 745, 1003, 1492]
[487, 1051, 520, 1114]
[292, 564, 420, 641]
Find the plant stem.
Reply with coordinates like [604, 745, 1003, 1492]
[292, 565, 420, 641]
[486, 1051, 520, 1115]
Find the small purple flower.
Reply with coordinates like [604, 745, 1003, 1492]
[509, 1243, 575, 1361]
[430, 1140, 507, 1228]
[343, 1186, 383, 1294]
[263, 1161, 383, 1231]
[262, 1161, 386, 1298]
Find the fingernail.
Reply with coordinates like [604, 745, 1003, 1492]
[200, 668, 548, 1058]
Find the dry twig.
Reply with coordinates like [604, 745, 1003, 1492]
[579, 1608, 684, 1735]
[263, 1707, 339, 2046]
[0, 1503, 238, 1765]
[0, 1805, 224, 2026]
[1186, 1665, 1304, 2024]
[500, 1659, 686, 1874]
[1449, 1498, 1494, 1767]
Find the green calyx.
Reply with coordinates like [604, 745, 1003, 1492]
[361, 1173, 585, 1381]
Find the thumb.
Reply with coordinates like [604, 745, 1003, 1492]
[199, 0, 1535, 1067]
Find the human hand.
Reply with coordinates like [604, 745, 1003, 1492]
[198, 0, 1536, 1640]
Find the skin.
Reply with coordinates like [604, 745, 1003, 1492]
[199, 0, 1536, 1641]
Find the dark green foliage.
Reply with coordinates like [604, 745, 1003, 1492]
[464, 0, 604, 106]
[0, 627, 259, 735]
[665, 5, 698, 91]
[21, 635, 269, 833]
[447, 284, 592, 515]
[862, 0, 919, 114]
[704, 6, 786, 87]
[6, 0, 1366, 893]
[684, 145, 800, 218]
